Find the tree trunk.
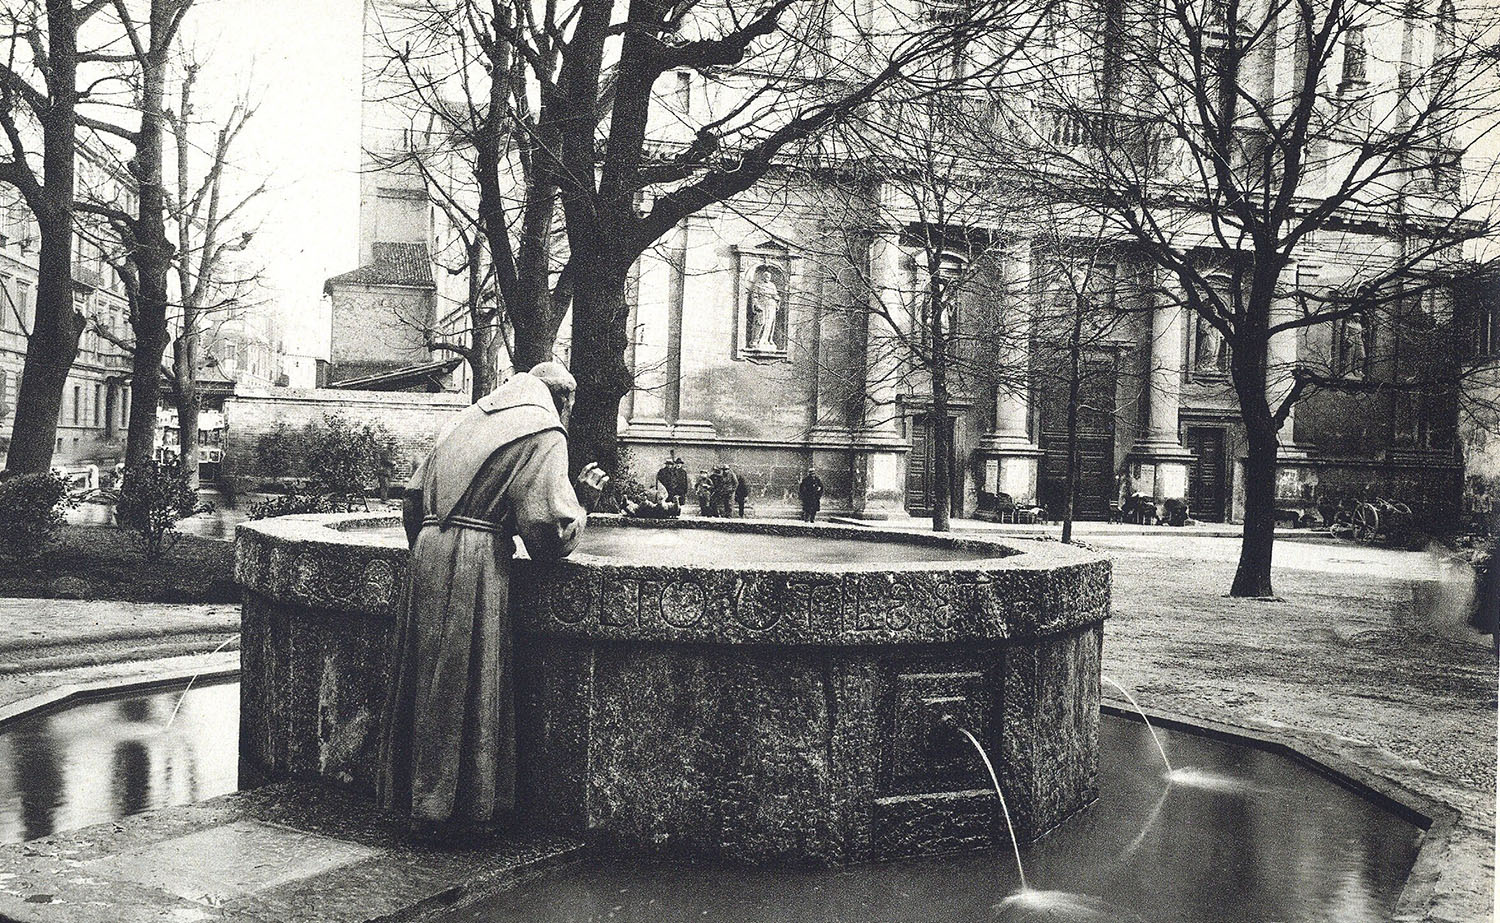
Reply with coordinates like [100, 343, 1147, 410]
[567, 265, 634, 477]
[1230, 297, 1278, 598]
[123, 49, 173, 471]
[4, 7, 83, 476]
[122, 4, 176, 473]
[470, 312, 501, 401]
[930, 290, 952, 533]
[1061, 321, 1084, 544]
[174, 333, 200, 487]
[124, 324, 168, 470]
[1232, 419, 1279, 597]
[6, 215, 81, 475]
[510, 312, 554, 371]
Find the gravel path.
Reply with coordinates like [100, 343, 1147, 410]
[1098, 534, 1495, 794]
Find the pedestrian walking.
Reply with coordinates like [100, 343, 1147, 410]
[798, 468, 824, 523]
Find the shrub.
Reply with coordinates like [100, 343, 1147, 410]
[254, 422, 307, 480]
[247, 493, 335, 521]
[303, 413, 397, 511]
[0, 473, 71, 560]
[115, 461, 200, 559]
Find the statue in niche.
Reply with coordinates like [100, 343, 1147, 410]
[745, 265, 786, 352]
[1195, 316, 1228, 372]
[1339, 314, 1369, 378]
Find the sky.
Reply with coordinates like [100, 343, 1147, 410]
[181, 0, 364, 359]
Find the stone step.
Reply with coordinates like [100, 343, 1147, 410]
[0, 781, 586, 923]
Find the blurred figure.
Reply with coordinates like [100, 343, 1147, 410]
[711, 466, 736, 517]
[734, 469, 751, 517]
[1470, 535, 1499, 658]
[694, 469, 712, 516]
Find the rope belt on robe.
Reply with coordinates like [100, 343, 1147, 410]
[421, 514, 505, 535]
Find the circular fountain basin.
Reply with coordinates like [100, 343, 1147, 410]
[235, 514, 1110, 865]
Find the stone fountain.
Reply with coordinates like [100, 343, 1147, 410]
[234, 514, 1110, 866]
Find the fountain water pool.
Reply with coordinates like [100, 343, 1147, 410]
[0, 683, 1423, 922]
[0, 681, 238, 844]
[432, 717, 1421, 923]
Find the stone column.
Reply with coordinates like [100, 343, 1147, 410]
[975, 237, 1043, 516]
[673, 217, 717, 439]
[1127, 268, 1194, 508]
[1267, 260, 1312, 455]
[623, 225, 674, 439]
[1263, 260, 1316, 514]
[850, 230, 910, 519]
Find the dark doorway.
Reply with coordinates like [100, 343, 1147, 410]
[1185, 426, 1228, 522]
[1037, 351, 1118, 521]
[906, 414, 959, 518]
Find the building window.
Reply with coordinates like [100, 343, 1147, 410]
[1340, 23, 1367, 88]
[0, 276, 11, 331]
[913, 251, 968, 356]
[122, 386, 130, 428]
[93, 383, 101, 427]
[72, 385, 81, 426]
[16, 280, 30, 332]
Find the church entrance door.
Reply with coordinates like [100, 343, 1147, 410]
[905, 414, 958, 519]
[1037, 352, 1117, 521]
[1185, 426, 1227, 522]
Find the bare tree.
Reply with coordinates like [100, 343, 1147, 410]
[167, 58, 261, 487]
[811, 117, 1024, 531]
[69, 0, 195, 472]
[384, 137, 508, 399]
[378, 0, 1019, 473]
[1005, 0, 1499, 594]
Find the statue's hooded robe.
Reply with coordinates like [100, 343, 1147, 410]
[377, 372, 586, 825]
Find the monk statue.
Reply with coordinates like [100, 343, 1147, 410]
[377, 361, 608, 839]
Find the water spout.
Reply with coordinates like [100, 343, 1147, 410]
[162, 634, 239, 733]
[1101, 675, 1172, 776]
[944, 715, 1028, 892]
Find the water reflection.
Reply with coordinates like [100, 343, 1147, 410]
[0, 682, 238, 843]
[443, 718, 1422, 923]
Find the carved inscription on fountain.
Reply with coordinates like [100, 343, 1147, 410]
[511, 567, 1079, 644]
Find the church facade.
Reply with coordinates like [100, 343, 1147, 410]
[614, 178, 1463, 523]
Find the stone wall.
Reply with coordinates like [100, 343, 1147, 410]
[222, 387, 467, 480]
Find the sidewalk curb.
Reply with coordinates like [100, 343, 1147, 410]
[0, 621, 241, 656]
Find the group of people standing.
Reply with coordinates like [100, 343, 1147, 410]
[653, 456, 825, 522]
[653, 457, 747, 517]
[692, 464, 750, 517]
